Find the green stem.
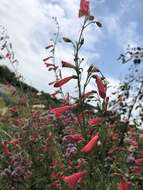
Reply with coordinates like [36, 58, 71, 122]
[52, 18, 65, 99]
[73, 18, 89, 132]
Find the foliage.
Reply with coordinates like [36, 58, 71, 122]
[113, 46, 143, 128]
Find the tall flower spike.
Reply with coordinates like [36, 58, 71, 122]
[63, 171, 87, 188]
[54, 76, 76, 88]
[95, 75, 106, 99]
[79, 0, 90, 17]
[81, 133, 99, 153]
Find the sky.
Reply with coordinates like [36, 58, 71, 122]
[0, 0, 143, 95]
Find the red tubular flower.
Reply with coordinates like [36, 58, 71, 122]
[62, 61, 76, 69]
[67, 134, 84, 142]
[49, 105, 74, 118]
[63, 171, 87, 188]
[54, 76, 76, 88]
[135, 158, 143, 164]
[118, 180, 129, 190]
[95, 75, 106, 99]
[133, 166, 143, 173]
[81, 133, 99, 153]
[79, 0, 90, 17]
[88, 117, 104, 126]
[1, 142, 11, 156]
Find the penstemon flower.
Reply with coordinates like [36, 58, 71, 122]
[66, 134, 84, 143]
[49, 105, 74, 118]
[79, 0, 90, 17]
[53, 76, 76, 88]
[134, 158, 143, 164]
[1, 142, 12, 156]
[95, 75, 106, 99]
[61, 61, 76, 69]
[81, 133, 99, 153]
[88, 116, 104, 126]
[62, 171, 87, 188]
[118, 180, 130, 190]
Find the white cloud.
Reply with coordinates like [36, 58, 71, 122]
[2, 0, 141, 101]
[103, 0, 143, 50]
[0, 0, 50, 90]
[0, 0, 103, 96]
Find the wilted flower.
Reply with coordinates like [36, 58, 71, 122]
[62, 61, 76, 69]
[81, 91, 96, 99]
[44, 63, 55, 67]
[87, 64, 100, 73]
[43, 56, 53, 62]
[45, 44, 53, 49]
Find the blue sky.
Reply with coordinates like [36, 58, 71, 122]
[0, 0, 143, 95]
[91, 0, 143, 77]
